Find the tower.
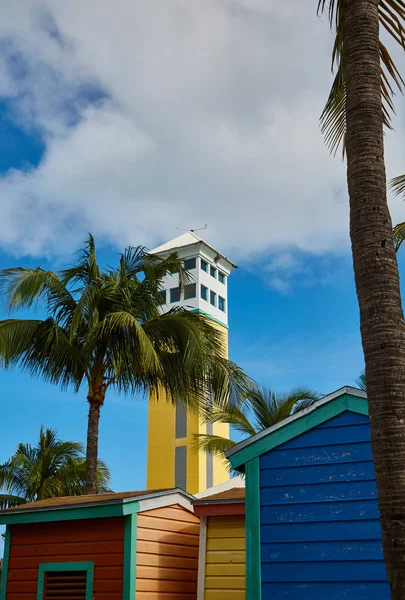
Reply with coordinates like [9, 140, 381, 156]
[146, 231, 236, 495]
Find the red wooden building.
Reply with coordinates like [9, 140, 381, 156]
[0, 488, 199, 600]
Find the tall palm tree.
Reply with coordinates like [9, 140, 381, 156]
[195, 386, 321, 458]
[0, 426, 111, 509]
[318, 1, 405, 594]
[0, 235, 250, 493]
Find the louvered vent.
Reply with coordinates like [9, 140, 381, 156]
[44, 570, 87, 599]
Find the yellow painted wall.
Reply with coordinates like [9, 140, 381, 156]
[146, 318, 231, 494]
[205, 515, 246, 600]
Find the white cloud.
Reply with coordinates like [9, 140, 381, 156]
[0, 0, 404, 263]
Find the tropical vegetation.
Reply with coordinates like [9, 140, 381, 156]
[0, 426, 111, 509]
[195, 386, 321, 458]
[317, 0, 405, 593]
[0, 235, 250, 493]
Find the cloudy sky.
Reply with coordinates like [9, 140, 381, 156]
[0, 0, 405, 493]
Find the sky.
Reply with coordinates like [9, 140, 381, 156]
[0, 0, 405, 496]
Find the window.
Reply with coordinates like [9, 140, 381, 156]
[210, 291, 217, 307]
[201, 284, 208, 301]
[201, 259, 208, 273]
[170, 287, 181, 303]
[184, 283, 196, 300]
[184, 257, 196, 271]
[37, 562, 93, 600]
[157, 290, 166, 305]
[210, 266, 217, 278]
[175, 445, 187, 490]
[175, 401, 187, 439]
[218, 296, 226, 312]
[218, 271, 226, 284]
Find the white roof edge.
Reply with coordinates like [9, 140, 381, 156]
[149, 232, 237, 269]
[122, 487, 195, 505]
[225, 386, 367, 459]
[194, 475, 245, 499]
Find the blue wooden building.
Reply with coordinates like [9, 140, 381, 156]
[226, 386, 389, 600]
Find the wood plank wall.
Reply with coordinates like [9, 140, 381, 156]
[6, 517, 125, 600]
[136, 504, 200, 600]
[204, 515, 245, 600]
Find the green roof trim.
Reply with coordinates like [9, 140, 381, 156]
[123, 512, 138, 600]
[37, 562, 94, 600]
[228, 391, 368, 470]
[245, 458, 261, 600]
[0, 499, 141, 526]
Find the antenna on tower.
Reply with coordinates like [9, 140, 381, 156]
[176, 224, 208, 233]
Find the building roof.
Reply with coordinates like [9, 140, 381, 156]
[193, 488, 245, 505]
[194, 474, 245, 499]
[226, 386, 368, 471]
[0, 488, 195, 525]
[149, 231, 237, 269]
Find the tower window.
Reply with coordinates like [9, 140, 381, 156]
[170, 287, 181, 303]
[201, 259, 208, 273]
[201, 284, 208, 301]
[184, 283, 196, 300]
[218, 296, 226, 312]
[184, 257, 196, 271]
[210, 291, 217, 307]
[175, 401, 187, 439]
[218, 271, 226, 284]
[210, 266, 217, 278]
[175, 445, 187, 490]
[157, 290, 166, 305]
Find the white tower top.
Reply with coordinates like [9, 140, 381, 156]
[149, 232, 236, 327]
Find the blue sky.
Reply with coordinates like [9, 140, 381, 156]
[0, 0, 405, 499]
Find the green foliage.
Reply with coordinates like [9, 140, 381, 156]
[195, 385, 321, 459]
[317, 0, 405, 155]
[0, 426, 111, 509]
[0, 235, 252, 488]
[356, 372, 367, 392]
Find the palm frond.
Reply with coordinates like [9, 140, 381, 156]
[318, 0, 405, 154]
[0, 494, 27, 509]
[390, 174, 405, 198]
[356, 372, 367, 391]
[193, 434, 236, 456]
[393, 221, 405, 252]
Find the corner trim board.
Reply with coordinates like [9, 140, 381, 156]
[123, 512, 138, 600]
[246, 458, 261, 600]
[197, 516, 207, 600]
[0, 526, 11, 600]
[36, 561, 94, 600]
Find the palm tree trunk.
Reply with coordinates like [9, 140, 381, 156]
[85, 399, 101, 494]
[343, 0, 405, 595]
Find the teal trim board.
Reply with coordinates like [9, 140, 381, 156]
[0, 499, 140, 526]
[246, 458, 261, 600]
[190, 308, 229, 329]
[123, 512, 138, 600]
[37, 562, 94, 600]
[229, 394, 369, 470]
[0, 526, 11, 600]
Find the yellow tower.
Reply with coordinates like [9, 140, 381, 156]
[146, 231, 236, 495]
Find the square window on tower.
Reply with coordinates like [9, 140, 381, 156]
[210, 266, 217, 278]
[201, 284, 208, 301]
[210, 291, 217, 307]
[184, 257, 196, 270]
[218, 271, 226, 284]
[218, 296, 226, 312]
[157, 290, 167, 305]
[201, 259, 208, 273]
[170, 287, 181, 303]
[184, 283, 196, 300]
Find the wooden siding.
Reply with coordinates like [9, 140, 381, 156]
[259, 411, 389, 599]
[205, 515, 245, 600]
[136, 504, 200, 600]
[6, 517, 125, 600]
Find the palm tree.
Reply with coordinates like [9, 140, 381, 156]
[195, 386, 321, 458]
[318, 1, 405, 594]
[0, 235, 250, 493]
[355, 372, 367, 392]
[0, 426, 111, 509]
[389, 176, 405, 252]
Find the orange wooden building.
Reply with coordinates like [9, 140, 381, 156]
[0, 488, 199, 600]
